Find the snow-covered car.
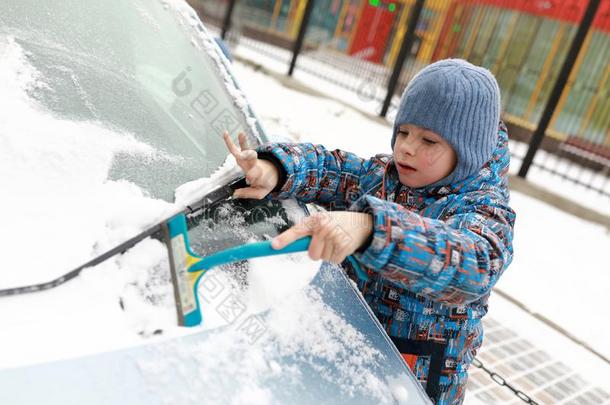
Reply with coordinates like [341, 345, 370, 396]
[0, 1, 430, 404]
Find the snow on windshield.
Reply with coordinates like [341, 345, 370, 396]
[0, 33, 406, 404]
[140, 258, 397, 404]
[0, 32, 176, 366]
[0, 35, 177, 287]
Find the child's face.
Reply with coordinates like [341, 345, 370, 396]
[393, 124, 457, 188]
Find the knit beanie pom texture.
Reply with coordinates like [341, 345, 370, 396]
[392, 58, 501, 186]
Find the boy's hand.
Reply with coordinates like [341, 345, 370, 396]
[272, 211, 373, 265]
[223, 131, 279, 199]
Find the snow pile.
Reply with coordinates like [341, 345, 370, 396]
[173, 155, 242, 206]
[246, 253, 320, 313]
[139, 258, 399, 404]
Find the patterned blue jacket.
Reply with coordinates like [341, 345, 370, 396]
[256, 122, 515, 404]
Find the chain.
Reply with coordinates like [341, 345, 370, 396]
[472, 357, 540, 405]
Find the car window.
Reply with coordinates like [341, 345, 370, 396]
[0, 0, 263, 201]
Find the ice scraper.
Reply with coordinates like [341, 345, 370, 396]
[164, 215, 369, 327]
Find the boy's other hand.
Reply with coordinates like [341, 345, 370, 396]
[271, 211, 373, 265]
[223, 131, 279, 199]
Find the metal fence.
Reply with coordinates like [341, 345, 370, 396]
[191, 0, 610, 198]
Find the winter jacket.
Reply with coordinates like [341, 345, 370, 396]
[256, 122, 515, 404]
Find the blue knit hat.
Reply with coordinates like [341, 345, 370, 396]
[392, 59, 501, 186]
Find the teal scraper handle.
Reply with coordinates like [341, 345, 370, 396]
[191, 237, 368, 282]
[188, 237, 312, 273]
[166, 210, 369, 327]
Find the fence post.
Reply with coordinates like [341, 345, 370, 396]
[221, 0, 238, 40]
[288, 0, 316, 76]
[380, 0, 426, 118]
[517, 0, 601, 178]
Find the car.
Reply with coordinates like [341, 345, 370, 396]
[0, 0, 430, 404]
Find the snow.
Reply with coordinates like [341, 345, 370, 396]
[0, 25, 412, 404]
[229, 35, 401, 123]
[0, 36, 177, 288]
[173, 157, 242, 205]
[0, 243, 154, 368]
[2, 2, 609, 402]
[227, 54, 392, 158]
[137, 263, 397, 404]
[498, 191, 610, 361]
[487, 291, 609, 390]
[245, 253, 320, 313]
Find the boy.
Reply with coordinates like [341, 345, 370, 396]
[224, 59, 515, 404]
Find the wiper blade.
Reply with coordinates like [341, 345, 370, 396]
[0, 177, 246, 298]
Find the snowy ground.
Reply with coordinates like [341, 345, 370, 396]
[227, 58, 610, 385]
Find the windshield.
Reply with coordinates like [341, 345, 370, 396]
[0, 0, 263, 201]
[0, 2, 431, 403]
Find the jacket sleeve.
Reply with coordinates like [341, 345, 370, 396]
[352, 191, 515, 306]
[256, 142, 387, 210]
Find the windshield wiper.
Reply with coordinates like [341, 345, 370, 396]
[0, 178, 246, 298]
